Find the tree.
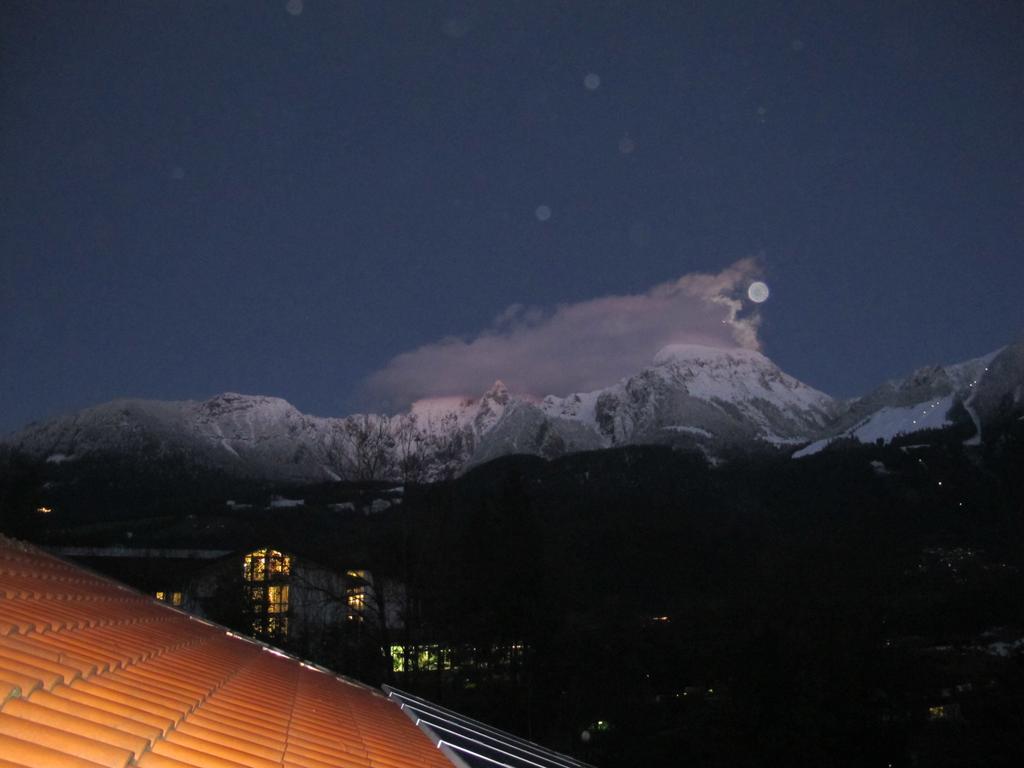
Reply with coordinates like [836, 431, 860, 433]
[336, 414, 396, 481]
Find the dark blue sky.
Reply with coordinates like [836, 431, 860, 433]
[2, 1, 1022, 433]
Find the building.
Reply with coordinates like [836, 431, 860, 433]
[51, 545, 404, 649]
[0, 534, 593, 768]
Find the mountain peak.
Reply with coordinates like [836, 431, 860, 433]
[197, 392, 301, 420]
[482, 380, 510, 403]
[653, 344, 768, 367]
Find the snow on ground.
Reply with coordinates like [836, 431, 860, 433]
[269, 496, 305, 508]
[660, 425, 713, 438]
[793, 394, 956, 458]
[982, 638, 1024, 658]
[652, 344, 833, 414]
[758, 433, 807, 446]
[792, 438, 830, 458]
[949, 349, 998, 445]
[944, 348, 1000, 391]
[541, 389, 602, 430]
[849, 393, 955, 443]
[409, 396, 478, 428]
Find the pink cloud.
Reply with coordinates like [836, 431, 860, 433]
[366, 258, 764, 405]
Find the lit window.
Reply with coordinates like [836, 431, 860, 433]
[928, 705, 947, 721]
[347, 587, 366, 621]
[390, 644, 453, 673]
[243, 549, 292, 639]
[267, 585, 289, 614]
[171, 592, 183, 606]
[391, 644, 406, 672]
[266, 616, 289, 636]
[243, 549, 291, 582]
[155, 591, 166, 601]
[346, 570, 368, 622]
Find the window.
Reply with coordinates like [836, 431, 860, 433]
[154, 591, 183, 606]
[267, 585, 289, 614]
[243, 548, 292, 639]
[244, 549, 291, 582]
[390, 644, 453, 673]
[346, 570, 368, 623]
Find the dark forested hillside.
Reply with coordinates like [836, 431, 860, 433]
[2, 416, 1024, 766]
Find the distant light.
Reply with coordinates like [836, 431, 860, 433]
[36, 506, 52, 514]
[747, 281, 770, 303]
[534, 205, 552, 222]
[618, 135, 636, 154]
[285, 0, 303, 15]
[584, 73, 601, 90]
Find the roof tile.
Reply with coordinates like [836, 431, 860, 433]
[0, 731, 110, 768]
[26, 689, 164, 743]
[0, 712, 133, 768]
[2, 698, 150, 758]
[0, 536, 457, 768]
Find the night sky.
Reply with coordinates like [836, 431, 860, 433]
[2, 1, 1022, 433]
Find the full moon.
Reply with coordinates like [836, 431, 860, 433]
[747, 281, 770, 303]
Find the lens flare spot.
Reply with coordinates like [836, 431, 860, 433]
[747, 281, 770, 303]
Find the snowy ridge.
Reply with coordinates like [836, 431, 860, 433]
[6, 341, 1021, 480]
[556, 344, 836, 449]
[794, 346, 1012, 457]
[794, 394, 957, 458]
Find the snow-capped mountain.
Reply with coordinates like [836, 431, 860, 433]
[544, 345, 836, 448]
[4, 345, 836, 480]
[7, 393, 346, 482]
[6, 340, 1021, 481]
[794, 340, 1024, 457]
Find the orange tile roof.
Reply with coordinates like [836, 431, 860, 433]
[0, 536, 454, 768]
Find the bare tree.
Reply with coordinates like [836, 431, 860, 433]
[393, 413, 426, 485]
[337, 414, 396, 481]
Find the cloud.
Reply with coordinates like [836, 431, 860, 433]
[366, 258, 764, 406]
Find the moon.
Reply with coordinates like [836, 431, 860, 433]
[747, 281, 770, 303]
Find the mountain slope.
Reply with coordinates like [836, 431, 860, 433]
[7, 340, 1021, 481]
[794, 347, 1005, 457]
